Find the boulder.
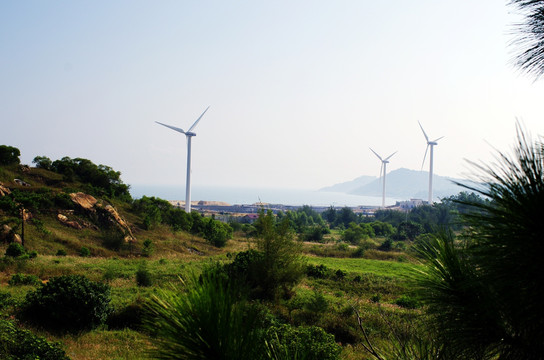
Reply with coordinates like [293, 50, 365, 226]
[0, 182, 11, 196]
[57, 214, 83, 230]
[70, 192, 97, 210]
[68, 192, 135, 242]
[0, 224, 22, 244]
[14, 178, 31, 186]
[104, 205, 136, 243]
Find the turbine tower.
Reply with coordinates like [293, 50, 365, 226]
[156, 106, 210, 213]
[369, 148, 397, 208]
[418, 121, 444, 204]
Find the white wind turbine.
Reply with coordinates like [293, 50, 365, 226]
[418, 121, 444, 204]
[156, 106, 210, 213]
[369, 148, 397, 208]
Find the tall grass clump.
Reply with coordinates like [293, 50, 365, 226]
[143, 267, 264, 360]
[417, 125, 544, 359]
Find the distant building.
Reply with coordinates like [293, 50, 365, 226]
[397, 199, 424, 210]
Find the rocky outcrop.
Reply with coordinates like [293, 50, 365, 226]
[68, 192, 135, 243]
[14, 178, 31, 186]
[0, 224, 22, 244]
[70, 192, 98, 210]
[0, 182, 11, 196]
[103, 205, 135, 243]
[57, 214, 83, 230]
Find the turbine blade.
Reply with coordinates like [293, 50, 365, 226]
[432, 136, 445, 142]
[369, 147, 383, 161]
[156, 121, 186, 134]
[188, 106, 210, 132]
[384, 151, 397, 161]
[421, 144, 429, 170]
[418, 121, 429, 142]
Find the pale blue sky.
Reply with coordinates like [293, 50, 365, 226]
[2, 1, 543, 189]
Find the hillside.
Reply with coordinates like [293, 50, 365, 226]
[0, 162, 226, 258]
[318, 175, 376, 193]
[321, 168, 471, 200]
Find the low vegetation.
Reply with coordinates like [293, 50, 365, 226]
[1, 131, 542, 359]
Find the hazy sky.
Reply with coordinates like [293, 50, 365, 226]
[2, 1, 544, 190]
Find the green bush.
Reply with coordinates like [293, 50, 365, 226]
[379, 238, 393, 251]
[9, 273, 40, 286]
[203, 218, 232, 248]
[19, 275, 113, 333]
[335, 269, 347, 280]
[5, 243, 25, 257]
[265, 324, 341, 360]
[136, 266, 153, 287]
[306, 264, 329, 279]
[56, 249, 67, 256]
[79, 246, 90, 257]
[0, 319, 69, 360]
[142, 239, 154, 257]
[304, 291, 329, 314]
[394, 295, 420, 309]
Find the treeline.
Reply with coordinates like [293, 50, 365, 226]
[33, 156, 131, 200]
[132, 196, 233, 247]
[230, 192, 488, 246]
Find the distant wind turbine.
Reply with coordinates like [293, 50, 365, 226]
[156, 106, 210, 213]
[369, 148, 397, 208]
[418, 121, 444, 204]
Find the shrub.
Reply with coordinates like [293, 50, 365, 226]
[306, 264, 329, 279]
[79, 246, 90, 257]
[394, 295, 420, 309]
[19, 274, 113, 332]
[0, 319, 69, 360]
[5, 243, 25, 257]
[335, 269, 347, 280]
[142, 239, 153, 257]
[0, 291, 14, 310]
[265, 324, 341, 360]
[56, 249, 67, 256]
[136, 266, 153, 287]
[379, 238, 393, 251]
[305, 291, 329, 314]
[9, 273, 40, 286]
[203, 218, 232, 248]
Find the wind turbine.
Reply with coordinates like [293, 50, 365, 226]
[369, 148, 397, 208]
[156, 106, 210, 213]
[418, 121, 444, 204]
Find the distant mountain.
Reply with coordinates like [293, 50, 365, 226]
[321, 168, 471, 200]
[318, 175, 377, 193]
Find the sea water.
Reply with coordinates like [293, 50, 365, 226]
[130, 184, 400, 207]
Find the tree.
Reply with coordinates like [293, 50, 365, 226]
[0, 145, 20, 165]
[510, 0, 544, 79]
[417, 125, 544, 358]
[32, 156, 52, 170]
[247, 210, 305, 300]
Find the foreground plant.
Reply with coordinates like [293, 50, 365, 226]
[143, 268, 264, 360]
[417, 125, 544, 359]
